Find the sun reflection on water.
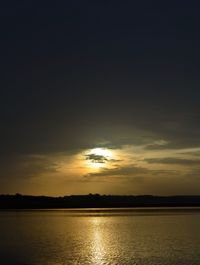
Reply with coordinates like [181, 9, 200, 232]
[91, 218, 107, 265]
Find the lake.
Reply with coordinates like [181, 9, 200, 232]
[0, 208, 200, 265]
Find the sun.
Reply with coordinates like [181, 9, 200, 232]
[90, 148, 112, 158]
[85, 148, 113, 169]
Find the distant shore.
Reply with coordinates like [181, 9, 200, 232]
[1, 194, 200, 209]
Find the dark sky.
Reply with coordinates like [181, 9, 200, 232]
[0, 1, 200, 195]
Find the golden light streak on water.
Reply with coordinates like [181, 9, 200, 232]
[91, 217, 107, 265]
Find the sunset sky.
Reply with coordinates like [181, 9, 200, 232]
[0, 1, 200, 195]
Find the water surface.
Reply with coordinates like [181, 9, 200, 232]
[0, 208, 200, 265]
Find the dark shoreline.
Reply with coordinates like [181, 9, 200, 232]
[1, 194, 200, 209]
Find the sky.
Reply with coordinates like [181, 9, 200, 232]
[0, 1, 200, 195]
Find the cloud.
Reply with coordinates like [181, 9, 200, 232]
[83, 165, 177, 181]
[83, 165, 146, 181]
[179, 149, 200, 157]
[85, 154, 108, 163]
[193, 152, 200, 157]
[0, 155, 60, 180]
[94, 166, 149, 176]
[145, 157, 200, 166]
[144, 139, 170, 150]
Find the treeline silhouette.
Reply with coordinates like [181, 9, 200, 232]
[0, 194, 200, 209]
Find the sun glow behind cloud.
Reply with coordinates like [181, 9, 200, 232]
[84, 148, 114, 169]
